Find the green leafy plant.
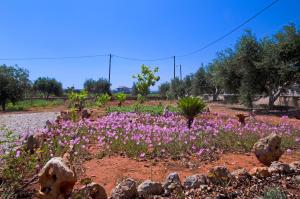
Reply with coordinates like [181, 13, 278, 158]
[96, 93, 111, 107]
[132, 65, 160, 97]
[115, 92, 127, 106]
[263, 187, 287, 199]
[137, 94, 145, 104]
[177, 96, 206, 128]
[68, 90, 88, 110]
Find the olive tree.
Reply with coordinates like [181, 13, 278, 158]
[0, 65, 31, 111]
[84, 78, 111, 95]
[33, 77, 63, 98]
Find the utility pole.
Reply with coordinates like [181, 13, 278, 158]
[109, 54, 112, 84]
[180, 64, 182, 80]
[173, 56, 176, 79]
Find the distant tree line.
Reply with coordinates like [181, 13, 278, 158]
[159, 24, 300, 109]
[1, 24, 299, 111]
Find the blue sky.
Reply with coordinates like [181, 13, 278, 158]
[0, 0, 299, 90]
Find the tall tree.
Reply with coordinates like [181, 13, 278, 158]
[235, 30, 264, 108]
[33, 77, 63, 98]
[158, 82, 170, 98]
[258, 24, 300, 108]
[191, 66, 209, 96]
[183, 74, 194, 96]
[0, 65, 31, 111]
[169, 78, 185, 99]
[83, 78, 111, 95]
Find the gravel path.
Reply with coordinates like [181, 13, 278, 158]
[0, 112, 59, 135]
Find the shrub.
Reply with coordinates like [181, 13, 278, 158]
[115, 92, 126, 106]
[68, 90, 88, 110]
[96, 93, 111, 107]
[132, 65, 160, 96]
[178, 96, 206, 128]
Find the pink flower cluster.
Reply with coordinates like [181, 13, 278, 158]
[37, 112, 300, 157]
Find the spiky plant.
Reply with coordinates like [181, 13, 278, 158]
[177, 96, 206, 128]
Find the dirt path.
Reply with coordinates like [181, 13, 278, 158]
[0, 112, 59, 135]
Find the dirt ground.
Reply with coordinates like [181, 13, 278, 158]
[82, 152, 300, 194]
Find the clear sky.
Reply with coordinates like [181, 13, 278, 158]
[0, 0, 299, 90]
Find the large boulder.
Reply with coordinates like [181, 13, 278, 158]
[253, 133, 284, 166]
[137, 180, 163, 198]
[162, 172, 182, 196]
[183, 174, 207, 189]
[38, 157, 77, 199]
[111, 178, 138, 199]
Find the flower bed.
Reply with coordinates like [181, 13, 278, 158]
[41, 112, 300, 159]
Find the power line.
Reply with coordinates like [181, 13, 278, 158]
[0, 54, 109, 61]
[0, 0, 279, 62]
[112, 54, 173, 62]
[176, 0, 280, 58]
[114, 0, 280, 61]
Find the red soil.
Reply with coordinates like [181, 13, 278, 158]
[82, 152, 300, 195]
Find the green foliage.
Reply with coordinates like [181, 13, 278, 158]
[158, 82, 170, 98]
[96, 93, 111, 107]
[177, 96, 206, 128]
[6, 99, 64, 111]
[84, 78, 111, 95]
[131, 82, 138, 96]
[115, 92, 127, 106]
[132, 65, 160, 96]
[107, 104, 178, 115]
[169, 78, 186, 99]
[33, 77, 63, 99]
[137, 94, 145, 104]
[68, 90, 88, 110]
[263, 187, 287, 199]
[192, 66, 210, 96]
[183, 74, 194, 96]
[0, 65, 31, 111]
[0, 128, 38, 193]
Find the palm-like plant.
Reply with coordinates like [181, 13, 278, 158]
[178, 96, 206, 128]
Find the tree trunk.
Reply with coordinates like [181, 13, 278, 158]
[212, 87, 219, 101]
[1, 101, 6, 111]
[268, 95, 276, 110]
[268, 89, 282, 110]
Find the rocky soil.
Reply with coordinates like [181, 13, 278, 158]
[0, 112, 59, 135]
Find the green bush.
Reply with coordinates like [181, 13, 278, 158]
[178, 96, 206, 128]
[114, 92, 126, 106]
[96, 93, 111, 107]
[6, 99, 64, 111]
[68, 90, 88, 110]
